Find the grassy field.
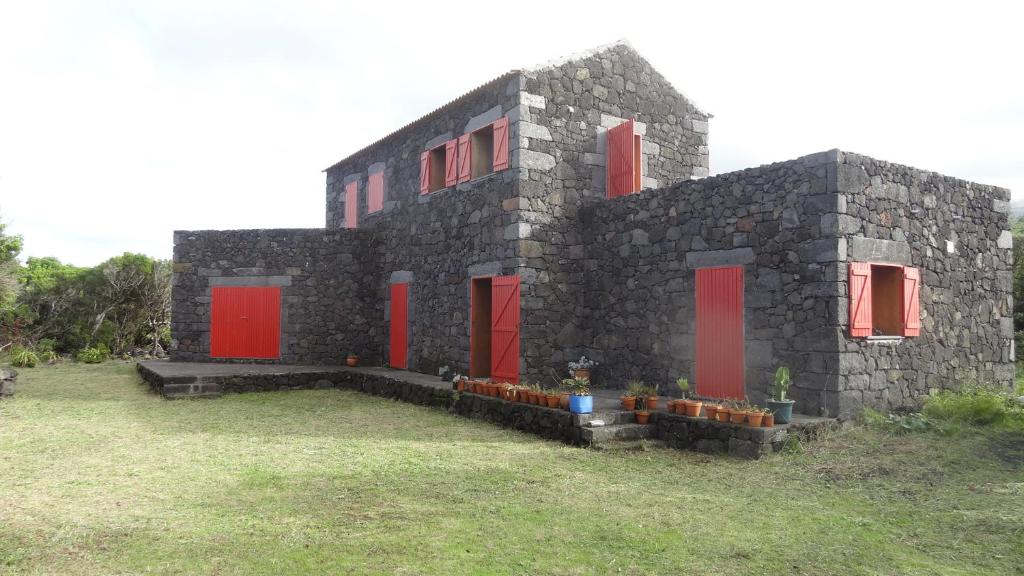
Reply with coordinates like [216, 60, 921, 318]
[1, 362, 1022, 575]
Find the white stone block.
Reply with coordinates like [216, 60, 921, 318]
[521, 92, 546, 109]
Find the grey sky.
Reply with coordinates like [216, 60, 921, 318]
[1, 0, 1021, 266]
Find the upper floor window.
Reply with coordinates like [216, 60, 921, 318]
[368, 171, 384, 213]
[849, 262, 920, 337]
[420, 140, 457, 194]
[421, 117, 510, 193]
[607, 118, 642, 198]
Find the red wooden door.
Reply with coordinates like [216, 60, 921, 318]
[695, 267, 744, 399]
[210, 286, 280, 359]
[390, 283, 408, 369]
[490, 275, 520, 383]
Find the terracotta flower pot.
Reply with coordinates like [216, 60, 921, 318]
[730, 410, 748, 424]
[704, 405, 718, 420]
[685, 401, 703, 418]
[666, 399, 678, 413]
[559, 393, 570, 410]
[635, 411, 651, 425]
[529, 391, 539, 404]
[455, 381, 466, 392]
[546, 394, 560, 408]
[717, 409, 731, 422]
[746, 412, 764, 427]
[621, 396, 637, 410]
[573, 369, 591, 381]
[646, 396, 660, 411]
[763, 413, 775, 427]
[676, 400, 689, 415]
[346, 356, 359, 367]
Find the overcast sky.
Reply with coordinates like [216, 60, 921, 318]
[1, 1, 1021, 266]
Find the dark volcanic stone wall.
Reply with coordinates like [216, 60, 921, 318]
[170, 228, 382, 365]
[834, 152, 1014, 417]
[577, 152, 842, 415]
[514, 42, 712, 384]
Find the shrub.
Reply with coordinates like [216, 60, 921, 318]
[10, 345, 39, 368]
[36, 338, 57, 353]
[77, 346, 108, 364]
[863, 409, 946, 435]
[923, 386, 1024, 431]
[39, 350, 60, 364]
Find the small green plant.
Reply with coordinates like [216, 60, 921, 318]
[40, 350, 60, 364]
[863, 409, 945, 435]
[676, 377, 690, 399]
[562, 377, 591, 396]
[626, 380, 645, 398]
[77, 347, 108, 364]
[775, 367, 791, 401]
[10, 346, 39, 368]
[922, 385, 1024, 431]
[36, 338, 57, 354]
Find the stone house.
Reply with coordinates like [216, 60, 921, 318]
[170, 41, 1014, 418]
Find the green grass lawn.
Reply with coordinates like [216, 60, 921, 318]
[1, 362, 1022, 575]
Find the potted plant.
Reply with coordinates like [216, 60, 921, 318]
[346, 353, 359, 367]
[622, 380, 644, 410]
[757, 406, 775, 427]
[543, 387, 561, 408]
[716, 402, 732, 422]
[730, 400, 749, 424]
[768, 366, 796, 424]
[568, 356, 598, 381]
[746, 405, 765, 427]
[677, 377, 703, 417]
[529, 384, 543, 405]
[452, 374, 468, 392]
[645, 384, 660, 412]
[634, 394, 651, 425]
[703, 403, 719, 421]
[559, 377, 591, 414]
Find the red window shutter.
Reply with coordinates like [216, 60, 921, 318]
[490, 275, 520, 383]
[368, 172, 384, 213]
[492, 116, 509, 171]
[902, 266, 921, 337]
[210, 287, 280, 359]
[633, 133, 642, 192]
[606, 119, 636, 198]
[419, 151, 430, 195]
[457, 134, 472, 183]
[695, 267, 745, 400]
[390, 283, 409, 369]
[849, 262, 873, 337]
[344, 181, 358, 229]
[444, 139, 458, 187]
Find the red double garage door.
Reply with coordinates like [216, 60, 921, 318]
[210, 286, 281, 359]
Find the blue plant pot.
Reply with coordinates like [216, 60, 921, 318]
[569, 395, 593, 414]
[767, 399, 795, 424]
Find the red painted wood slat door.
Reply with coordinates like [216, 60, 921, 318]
[390, 283, 408, 369]
[210, 286, 280, 359]
[695, 267, 744, 399]
[490, 275, 520, 383]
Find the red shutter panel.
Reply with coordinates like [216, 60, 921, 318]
[492, 116, 509, 171]
[490, 275, 520, 383]
[606, 119, 636, 198]
[419, 151, 430, 195]
[444, 139, 458, 187]
[633, 134, 642, 192]
[344, 181, 358, 229]
[390, 283, 409, 369]
[210, 287, 280, 359]
[368, 172, 384, 213]
[695, 267, 745, 400]
[902, 266, 921, 337]
[849, 262, 873, 337]
[457, 134, 472, 183]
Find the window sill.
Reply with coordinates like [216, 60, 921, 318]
[865, 336, 905, 343]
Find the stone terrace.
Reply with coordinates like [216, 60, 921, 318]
[137, 361, 834, 459]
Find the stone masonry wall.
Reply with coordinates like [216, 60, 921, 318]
[833, 152, 1014, 417]
[577, 152, 843, 416]
[512, 42, 712, 384]
[170, 228, 383, 365]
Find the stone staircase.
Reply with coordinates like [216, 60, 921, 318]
[575, 410, 656, 447]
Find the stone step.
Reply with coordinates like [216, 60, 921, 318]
[580, 423, 653, 444]
[162, 381, 223, 399]
[590, 438, 667, 452]
[573, 410, 636, 427]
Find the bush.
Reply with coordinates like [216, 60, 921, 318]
[923, 386, 1024, 431]
[36, 338, 57, 353]
[39, 350, 60, 364]
[10, 345, 39, 368]
[77, 346, 108, 364]
[862, 408, 949, 435]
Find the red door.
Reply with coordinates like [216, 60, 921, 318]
[390, 283, 408, 369]
[210, 286, 280, 359]
[695, 267, 744, 399]
[490, 275, 520, 383]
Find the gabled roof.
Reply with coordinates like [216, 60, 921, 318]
[324, 39, 709, 172]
